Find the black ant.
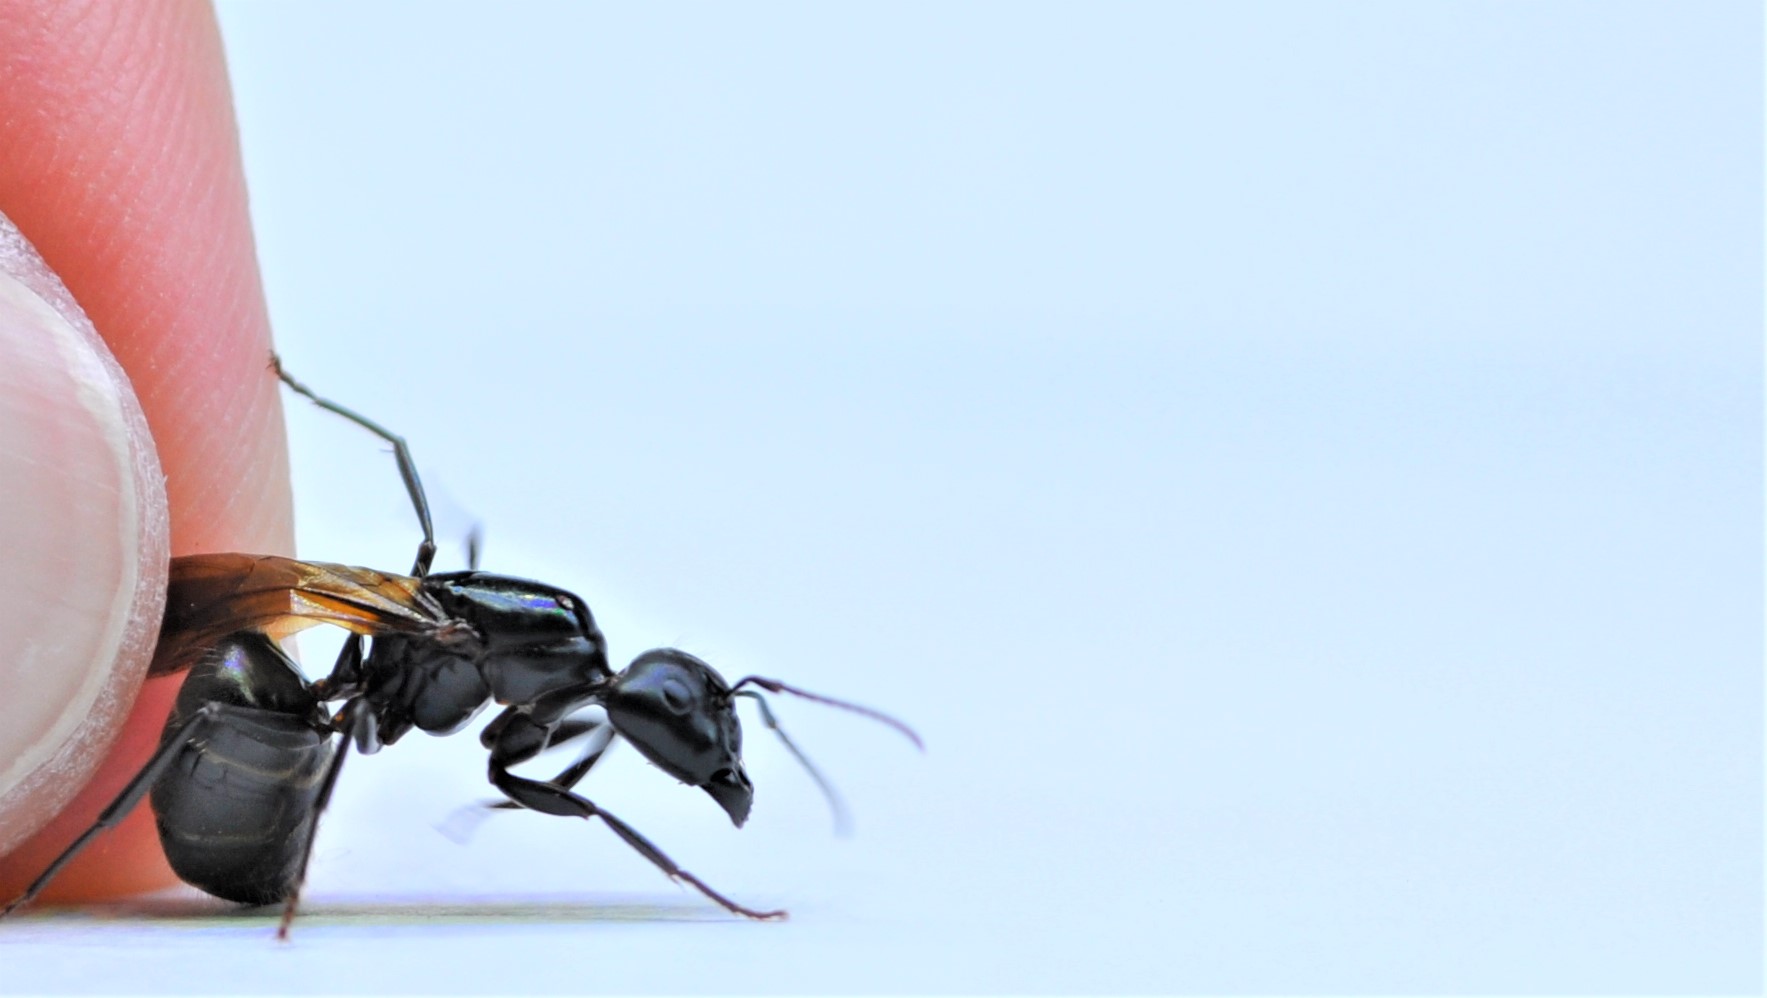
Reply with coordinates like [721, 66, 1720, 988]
[1, 357, 918, 938]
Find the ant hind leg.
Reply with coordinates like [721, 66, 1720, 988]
[269, 353, 437, 577]
[0, 706, 227, 918]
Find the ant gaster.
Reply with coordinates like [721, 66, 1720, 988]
[1, 358, 919, 937]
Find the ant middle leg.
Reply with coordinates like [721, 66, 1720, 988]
[276, 698, 377, 940]
[309, 633, 366, 703]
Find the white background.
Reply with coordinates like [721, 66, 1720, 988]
[6, 2, 1762, 993]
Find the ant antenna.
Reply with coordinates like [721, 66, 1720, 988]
[733, 691, 852, 836]
[728, 676, 924, 751]
[271, 353, 437, 577]
[466, 525, 484, 572]
[728, 677, 922, 835]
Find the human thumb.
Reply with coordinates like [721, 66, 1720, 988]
[0, 213, 169, 857]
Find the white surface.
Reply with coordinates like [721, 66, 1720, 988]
[6, 2, 1761, 993]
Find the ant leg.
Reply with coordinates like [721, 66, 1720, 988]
[445, 717, 609, 842]
[309, 634, 365, 704]
[482, 718, 613, 812]
[544, 720, 614, 792]
[488, 764, 785, 920]
[269, 354, 436, 577]
[0, 706, 226, 917]
[276, 698, 377, 941]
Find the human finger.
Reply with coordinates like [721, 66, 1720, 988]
[0, 0, 293, 903]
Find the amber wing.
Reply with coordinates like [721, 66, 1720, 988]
[150, 554, 451, 678]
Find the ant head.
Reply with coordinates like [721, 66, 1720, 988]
[603, 649, 753, 827]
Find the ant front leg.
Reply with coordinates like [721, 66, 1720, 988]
[482, 712, 782, 920]
[537, 718, 615, 792]
[487, 764, 785, 921]
[480, 716, 614, 814]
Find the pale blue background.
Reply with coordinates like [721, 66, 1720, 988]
[12, 3, 1761, 994]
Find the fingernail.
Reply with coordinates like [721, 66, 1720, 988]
[0, 211, 168, 853]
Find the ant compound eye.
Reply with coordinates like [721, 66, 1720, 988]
[660, 676, 693, 714]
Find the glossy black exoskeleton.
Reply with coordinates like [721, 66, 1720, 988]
[0, 359, 918, 936]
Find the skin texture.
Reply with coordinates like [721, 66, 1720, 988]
[0, 0, 293, 902]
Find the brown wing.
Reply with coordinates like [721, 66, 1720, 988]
[150, 554, 451, 678]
